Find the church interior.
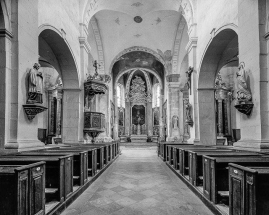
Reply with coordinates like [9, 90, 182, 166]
[0, 0, 269, 214]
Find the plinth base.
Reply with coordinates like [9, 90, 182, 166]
[130, 135, 147, 142]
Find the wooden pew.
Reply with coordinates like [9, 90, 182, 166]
[0, 155, 73, 204]
[202, 155, 269, 204]
[188, 150, 260, 186]
[175, 146, 217, 176]
[20, 150, 88, 186]
[159, 142, 193, 161]
[65, 145, 105, 170]
[229, 163, 269, 215]
[0, 161, 45, 215]
[57, 146, 98, 176]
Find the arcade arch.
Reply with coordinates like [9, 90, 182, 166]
[38, 28, 82, 144]
[198, 28, 239, 145]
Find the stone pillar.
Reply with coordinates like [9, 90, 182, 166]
[113, 94, 119, 140]
[186, 37, 199, 144]
[56, 90, 63, 137]
[79, 24, 90, 143]
[159, 94, 164, 141]
[167, 82, 181, 141]
[233, 0, 269, 151]
[62, 89, 82, 144]
[0, 29, 12, 150]
[125, 101, 130, 137]
[198, 88, 217, 145]
[47, 91, 55, 136]
[6, 0, 46, 150]
[147, 101, 153, 137]
[180, 86, 190, 142]
[217, 99, 224, 137]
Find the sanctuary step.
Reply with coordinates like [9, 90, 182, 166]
[120, 142, 157, 147]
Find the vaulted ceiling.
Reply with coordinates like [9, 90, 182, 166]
[86, 0, 188, 75]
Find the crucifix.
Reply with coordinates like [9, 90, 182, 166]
[186, 66, 194, 95]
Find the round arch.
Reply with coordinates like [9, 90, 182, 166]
[197, 27, 239, 145]
[198, 26, 238, 89]
[109, 46, 166, 74]
[38, 25, 80, 89]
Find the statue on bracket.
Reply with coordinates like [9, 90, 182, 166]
[23, 63, 47, 121]
[234, 62, 253, 115]
[27, 63, 43, 104]
[185, 67, 194, 95]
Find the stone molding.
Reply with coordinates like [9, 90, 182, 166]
[186, 37, 198, 53]
[79, 37, 91, 53]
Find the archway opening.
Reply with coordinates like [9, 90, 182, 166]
[198, 29, 238, 145]
[39, 29, 80, 144]
[111, 50, 165, 142]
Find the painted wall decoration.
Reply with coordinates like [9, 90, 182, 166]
[112, 51, 164, 79]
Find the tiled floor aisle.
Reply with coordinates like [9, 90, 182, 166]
[61, 147, 213, 215]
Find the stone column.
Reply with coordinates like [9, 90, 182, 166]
[198, 88, 217, 145]
[62, 89, 82, 144]
[113, 94, 119, 140]
[79, 23, 90, 143]
[56, 90, 63, 137]
[233, 0, 269, 151]
[147, 101, 153, 137]
[47, 91, 55, 136]
[125, 101, 130, 137]
[159, 94, 164, 141]
[186, 37, 199, 144]
[6, 0, 46, 150]
[0, 29, 12, 150]
[167, 82, 180, 141]
[217, 99, 224, 137]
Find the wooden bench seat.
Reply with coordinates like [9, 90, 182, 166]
[66, 145, 105, 170]
[0, 162, 45, 215]
[20, 150, 88, 186]
[229, 163, 269, 215]
[0, 155, 73, 204]
[203, 155, 269, 204]
[188, 150, 260, 186]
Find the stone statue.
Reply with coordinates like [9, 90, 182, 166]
[172, 115, 179, 129]
[27, 63, 43, 104]
[184, 99, 193, 126]
[236, 62, 252, 103]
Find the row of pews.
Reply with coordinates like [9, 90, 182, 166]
[158, 142, 269, 215]
[0, 142, 120, 215]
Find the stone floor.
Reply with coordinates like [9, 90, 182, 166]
[61, 147, 213, 215]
